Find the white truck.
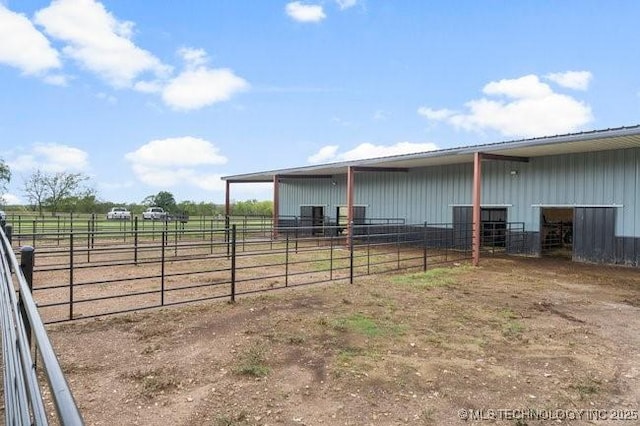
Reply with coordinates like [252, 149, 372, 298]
[106, 207, 131, 220]
[142, 207, 167, 220]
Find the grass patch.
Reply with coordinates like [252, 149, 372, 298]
[233, 343, 270, 377]
[332, 313, 381, 337]
[499, 308, 525, 338]
[392, 267, 463, 289]
[502, 320, 525, 338]
[125, 367, 178, 398]
[331, 313, 407, 338]
[336, 347, 363, 365]
[571, 378, 600, 400]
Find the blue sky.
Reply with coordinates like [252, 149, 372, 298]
[1, 0, 639, 205]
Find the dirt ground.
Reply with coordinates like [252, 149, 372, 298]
[44, 256, 640, 425]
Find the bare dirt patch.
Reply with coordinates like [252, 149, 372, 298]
[45, 257, 640, 425]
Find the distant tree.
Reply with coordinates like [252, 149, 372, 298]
[59, 189, 100, 213]
[141, 195, 156, 207]
[23, 170, 89, 215]
[154, 191, 177, 211]
[232, 199, 273, 216]
[0, 159, 10, 199]
[23, 170, 48, 216]
[44, 172, 89, 215]
[142, 191, 177, 212]
[176, 200, 222, 216]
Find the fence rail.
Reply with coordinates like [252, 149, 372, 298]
[0, 224, 84, 425]
[7, 220, 525, 324]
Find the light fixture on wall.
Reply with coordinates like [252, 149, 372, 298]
[331, 180, 337, 186]
[510, 170, 519, 176]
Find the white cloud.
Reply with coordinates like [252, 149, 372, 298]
[0, 4, 61, 75]
[34, 0, 169, 88]
[308, 141, 438, 164]
[336, 0, 358, 10]
[125, 137, 229, 190]
[125, 137, 228, 167]
[162, 67, 249, 111]
[417, 107, 455, 120]
[133, 80, 163, 94]
[160, 47, 249, 110]
[2, 2, 247, 112]
[545, 71, 592, 90]
[8, 143, 89, 173]
[308, 145, 339, 163]
[178, 47, 208, 68]
[285, 2, 326, 22]
[419, 73, 593, 138]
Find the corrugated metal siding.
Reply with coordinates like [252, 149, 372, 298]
[279, 147, 640, 237]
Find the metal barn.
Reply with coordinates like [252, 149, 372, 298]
[223, 125, 640, 267]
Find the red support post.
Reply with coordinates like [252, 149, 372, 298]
[346, 166, 355, 242]
[225, 180, 231, 217]
[273, 175, 280, 239]
[472, 152, 482, 266]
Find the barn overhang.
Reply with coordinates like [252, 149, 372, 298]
[222, 125, 640, 183]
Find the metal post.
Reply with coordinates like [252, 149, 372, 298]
[329, 233, 333, 280]
[4, 224, 12, 271]
[69, 232, 74, 320]
[19, 246, 35, 348]
[396, 226, 401, 270]
[349, 221, 354, 284]
[91, 213, 95, 249]
[230, 225, 236, 302]
[273, 174, 280, 239]
[242, 216, 246, 252]
[210, 219, 214, 254]
[174, 219, 178, 257]
[472, 152, 482, 266]
[160, 227, 166, 306]
[423, 222, 428, 271]
[225, 215, 230, 258]
[134, 216, 139, 265]
[367, 225, 370, 275]
[87, 220, 91, 263]
[285, 233, 289, 287]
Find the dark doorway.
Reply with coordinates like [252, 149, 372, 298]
[540, 208, 574, 258]
[452, 206, 507, 249]
[336, 206, 366, 235]
[311, 206, 324, 235]
[481, 208, 507, 247]
[300, 205, 325, 235]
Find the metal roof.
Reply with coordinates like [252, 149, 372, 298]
[222, 125, 640, 182]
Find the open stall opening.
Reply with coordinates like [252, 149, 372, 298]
[541, 208, 573, 257]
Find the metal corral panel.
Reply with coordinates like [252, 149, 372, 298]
[278, 147, 640, 238]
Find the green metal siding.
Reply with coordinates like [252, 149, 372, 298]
[278, 147, 640, 237]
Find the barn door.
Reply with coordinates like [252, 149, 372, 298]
[299, 206, 313, 229]
[573, 207, 615, 263]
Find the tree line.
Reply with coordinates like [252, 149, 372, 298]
[0, 160, 272, 217]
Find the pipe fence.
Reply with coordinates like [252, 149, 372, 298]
[0, 223, 84, 425]
[7, 220, 525, 324]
